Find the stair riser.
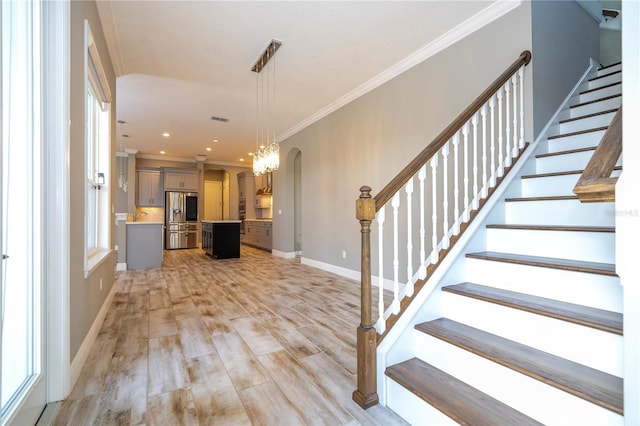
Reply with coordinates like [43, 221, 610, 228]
[463, 257, 622, 311]
[551, 111, 615, 135]
[385, 379, 459, 426]
[579, 85, 622, 104]
[520, 174, 580, 197]
[546, 130, 606, 152]
[570, 96, 621, 117]
[505, 199, 615, 226]
[535, 151, 594, 174]
[587, 73, 622, 90]
[413, 334, 623, 425]
[595, 64, 621, 76]
[485, 228, 615, 263]
[440, 292, 623, 376]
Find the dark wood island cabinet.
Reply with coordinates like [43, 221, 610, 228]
[201, 220, 241, 259]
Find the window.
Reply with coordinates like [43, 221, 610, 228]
[84, 21, 111, 276]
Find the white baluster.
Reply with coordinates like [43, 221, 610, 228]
[481, 103, 488, 198]
[442, 142, 450, 250]
[405, 178, 414, 297]
[376, 207, 386, 334]
[430, 155, 439, 264]
[519, 66, 525, 149]
[472, 112, 479, 210]
[497, 87, 504, 177]
[462, 121, 470, 221]
[452, 133, 461, 235]
[418, 165, 427, 280]
[391, 193, 400, 315]
[512, 74, 519, 158]
[489, 95, 496, 187]
[504, 79, 512, 167]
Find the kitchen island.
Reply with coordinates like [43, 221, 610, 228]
[126, 221, 164, 269]
[201, 220, 241, 259]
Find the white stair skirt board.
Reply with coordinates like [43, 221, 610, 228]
[485, 227, 616, 263]
[504, 198, 615, 226]
[462, 257, 622, 312]
[411, 333, 623, 425]
[570, 96, 622, 117]
[546, 129, 606, 152]
[439, 292, 623, 376]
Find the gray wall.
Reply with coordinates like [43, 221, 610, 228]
[600, 28, 621, 66]
[531, 0, 600, 137]
[273, 2, 533, 271]
[70, 1, 117, 359]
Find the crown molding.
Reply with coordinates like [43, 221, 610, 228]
[278, 0, 521, 143]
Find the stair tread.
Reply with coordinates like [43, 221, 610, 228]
[570, 93, 621, 109]
[521, 165, 621, 179]
[486, 224, 615, 232]
[598, 61, 621, 71]
[505, 195, 579, 202]
[415, 318, 623, 414]
[385, 357, 543, 426]
[443, 283, 622, 334]
[536, 145, 597, 158]
[559, 108, 618, 123]
[466, 251, 616, 276]
[547, 127, 606, 140]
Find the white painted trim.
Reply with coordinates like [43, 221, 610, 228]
[575, 0, 603, 23]
[116, 262, 127, 271]
[278, 0, 521, 142]
[42, 0, 70, 403]
[69, 283, 116, 390]
[272, 249, 296, 259]
[300, 257, 360, 282]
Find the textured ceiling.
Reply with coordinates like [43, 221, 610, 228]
[97, 1, 498, 166]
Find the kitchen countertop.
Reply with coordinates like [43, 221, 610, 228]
[201, 220, 241, 223]
[244, 219, 272, 222]
[126, 221, 164, 225]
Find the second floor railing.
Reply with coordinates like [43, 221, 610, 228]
[353, 50, 532, 408]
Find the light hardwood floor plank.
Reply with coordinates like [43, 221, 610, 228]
[148, 335, 190, 396]
[147, 388, 199, 426]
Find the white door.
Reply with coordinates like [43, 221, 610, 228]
[204, 181, 223, 221]
[1, 1, 47, 423]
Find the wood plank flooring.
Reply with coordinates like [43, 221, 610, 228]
[53, 246, 406, 426]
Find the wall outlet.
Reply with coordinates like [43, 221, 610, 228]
[99, 277, 103, 291]
[342, 250, 346, 259]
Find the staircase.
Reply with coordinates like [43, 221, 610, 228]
[383, 63, 623, 425]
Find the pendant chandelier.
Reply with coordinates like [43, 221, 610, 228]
[117, 119, 128, 192]
[252, 40, 282, 176]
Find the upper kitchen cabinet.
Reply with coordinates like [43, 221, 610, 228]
[164, 170, 199, 192]
[237, 171, 255, 199]
[137, 170, 163, 206]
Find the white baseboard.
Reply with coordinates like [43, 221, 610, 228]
[272, 249, 296, 259]
[69, 283, 116, 390]
[300, 257, 361, 282]
[116, 262, 127, 271]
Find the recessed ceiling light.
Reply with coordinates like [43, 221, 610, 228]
[160, 150, 166, 154]
[206, 147, 212, 152]
[239, 158, 244, 162]
[213, 139, 219, 143]
[248, 152, 253, 156]
[162, 132, 170, 137]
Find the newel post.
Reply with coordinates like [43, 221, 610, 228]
[353, 186, 379, 408]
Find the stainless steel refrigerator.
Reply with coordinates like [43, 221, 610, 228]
[165, 191, 199, 249]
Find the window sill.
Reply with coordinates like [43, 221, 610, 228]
[84, 248, 113, 279]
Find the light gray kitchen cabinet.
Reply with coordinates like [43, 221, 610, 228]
[137, 170, 163, 206]
[164, 171, 199, 192]
[243, 220, 272, 251]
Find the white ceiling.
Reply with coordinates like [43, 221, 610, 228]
[97, 1, 497, 166]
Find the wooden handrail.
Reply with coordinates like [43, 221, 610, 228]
[374, 50, 532, 210]
[573, 107, 622, 202]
